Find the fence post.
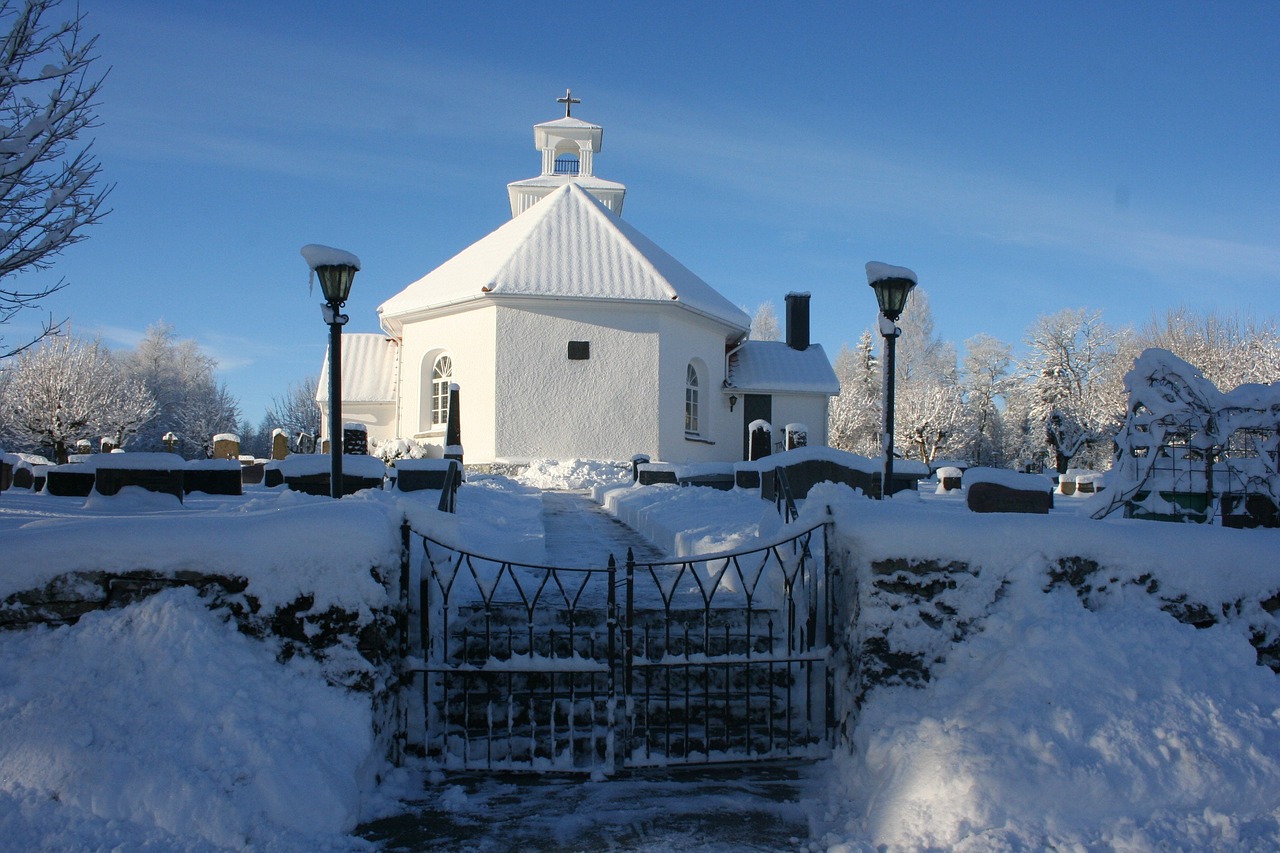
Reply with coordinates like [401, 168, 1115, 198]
[606, 553, 618, 773]
[394, 517, 412, 765]
[624, 547, 636, 763]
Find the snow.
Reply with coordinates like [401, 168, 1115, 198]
[269, 453, 387, 480]
[727, 340, 841, 394]
[52, 451, 186, 471]
[864, 260, 918, 284]
[377, 182, 750, 336]
[0, 588, 376, 851]
[186, 458, 241, 471]
[735, 444, 881, 474]
[963, 465, 1054, 492]
[1, 457, 1279, 850]
[300, 243, 361, 271]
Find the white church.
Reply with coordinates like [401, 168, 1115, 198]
[319, 94, 839, 465]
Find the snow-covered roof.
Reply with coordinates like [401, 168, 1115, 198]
[507, 174, 627, 191]
[315, 334, 398, 403]
[536, 116, 601, 131]
[726, 341, 840, 395]
[378, 182, 750, 336]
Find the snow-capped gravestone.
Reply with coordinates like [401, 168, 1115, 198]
[1097, 348, 1280, 527]
[212, 433, 240, 460]
[270, 428, 290, 460]
[963, 467, 1054, 514]
[343, 422, 369, 455]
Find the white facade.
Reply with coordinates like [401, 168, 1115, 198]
[323, 100, 838, 465]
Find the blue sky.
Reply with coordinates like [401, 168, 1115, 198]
[11, 0, 1279, 422]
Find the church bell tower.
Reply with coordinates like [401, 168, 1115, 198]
[506, 89, 627, 218]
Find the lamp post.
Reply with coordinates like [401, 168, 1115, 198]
[162, 431, 178, 454]
[302, 244, 361, 499]
[866, 262, 917, 500]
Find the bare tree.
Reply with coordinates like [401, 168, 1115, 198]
[2, 334, 152, 462]
[0, 0, 110, 359]
[265, 376, 321, 445]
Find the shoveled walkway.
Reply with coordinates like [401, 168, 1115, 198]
[540, 489, 667, 567]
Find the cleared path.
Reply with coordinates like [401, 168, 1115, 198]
[540, 490, 667, 567]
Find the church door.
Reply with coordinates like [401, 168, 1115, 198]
[741, 393, 772, 460]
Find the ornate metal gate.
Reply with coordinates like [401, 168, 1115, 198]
[400, 521, 837, 774]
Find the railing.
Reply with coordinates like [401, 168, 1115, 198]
[773, 466, 799, 522]
[437, 460, 460, 513]
[621, 523, 834, 766]
[401, 520, 836, 774]
[553, 157, 580, 175]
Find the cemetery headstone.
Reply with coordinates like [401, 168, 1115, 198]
[343, 423, 369, 455]
[270, 429, 290, 460]
[212, 433, 240, 461]
[749, 420, 772, 461]
[785, 423, 808, 451]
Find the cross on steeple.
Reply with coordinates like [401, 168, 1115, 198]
[557, 88, 581, 118]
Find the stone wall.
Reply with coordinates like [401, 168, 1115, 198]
[0, 561, 406, 760]
[845, 551, 1280, 714]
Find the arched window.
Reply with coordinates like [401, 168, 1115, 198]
[685, 363, 700, 435]
[431, 355, 452, 427]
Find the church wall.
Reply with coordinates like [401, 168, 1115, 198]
[656, 310, 740, 464]
[493, 301, 662, 462]
[395, 305, 498, 458]
[764, 392, 831, 449]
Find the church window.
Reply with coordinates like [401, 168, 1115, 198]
[685, 363, 700, 435]
[432, 355, 453, 427]
[554, 153, 580, 175]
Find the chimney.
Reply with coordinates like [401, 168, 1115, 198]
[785, 292, 810, 350]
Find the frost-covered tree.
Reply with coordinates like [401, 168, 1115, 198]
[750, 301, 781, 342]
[0, 0, 110, 359]
[1, 334, 152, 462]
[122, 322, 240, 457]
[1018, 308, 1128, 473]
[892, 289, 963, 465]
[958, 333, 1013, 466]
[827, 332, 880, 456]
[1136, 308, 1280, 391]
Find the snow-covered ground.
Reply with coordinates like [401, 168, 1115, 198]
[1, 463, 1278, 850]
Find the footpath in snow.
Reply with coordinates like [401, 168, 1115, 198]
[540, 489, 666, 566]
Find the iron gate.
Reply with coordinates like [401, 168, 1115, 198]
[400, 521, 837, 774]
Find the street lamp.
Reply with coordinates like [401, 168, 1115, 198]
[302, 243, 361, 499]
[866, 261, 917, 500]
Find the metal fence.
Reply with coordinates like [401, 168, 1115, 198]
[401, 520, 837, 774]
